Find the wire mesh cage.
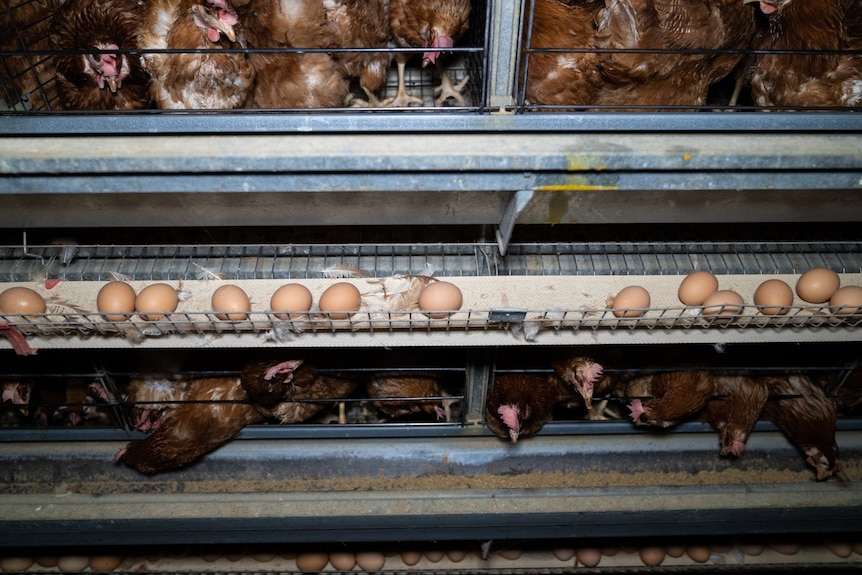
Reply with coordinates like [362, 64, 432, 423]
[516, 0, 862, 112]
[0, 0, 489, 113]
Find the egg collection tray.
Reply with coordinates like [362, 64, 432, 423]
[0, 272, 860, 345]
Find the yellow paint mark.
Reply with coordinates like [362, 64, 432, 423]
[566, 155, 609, 172]
[683, 154, 692, 161]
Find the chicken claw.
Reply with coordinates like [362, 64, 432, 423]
[434, 71, 469, 106]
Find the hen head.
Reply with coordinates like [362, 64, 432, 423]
[191, 0, 239, 43]
[743, 0, 789, 16]
[805, 446, 849, 481]
[240, 359, 305, 405]
[422, 1, 472, 66]
[2, 382, 33, 416]
[83, 43, 130, 93]
[497, 404, 522, 443]
[552, 358, 604, 408]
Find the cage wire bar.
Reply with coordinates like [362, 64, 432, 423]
[2, 241, 860, 282]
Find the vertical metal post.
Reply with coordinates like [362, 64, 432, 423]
[487, 0, 524, 109]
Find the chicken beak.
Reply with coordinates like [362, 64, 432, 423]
[104, 75, 120, 93]
[508, 428, 519, 443]
[743, 0, 778, 14]
[423, 35, 454, 67]
[215, 22, 237, 43]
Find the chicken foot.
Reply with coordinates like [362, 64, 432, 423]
[434, 61, 469, 106]
[382, 60, 425, 107]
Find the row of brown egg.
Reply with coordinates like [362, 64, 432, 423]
[3, 540, 861, 572]
[0, 280, 465, 322]
[611, 267, 862, 319]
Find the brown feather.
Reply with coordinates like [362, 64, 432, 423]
[485, 373, 566, 443]
[50, 0, 152, 110]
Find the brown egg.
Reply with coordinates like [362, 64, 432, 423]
[665, 545, 685, 558]
[753, 279, 794, 315]
[355, 552, 385, 571]
[738, 543, 764, 556]
[250, 553, 277, 562]
[599, 547, 618, 556]
[576, 548, 602, 567]
[769, 543, 800, 555]
[424, 551, 445, 562]
[328, 552, 356, 570]
[89, 555, 124, 571]
[135, 283, 179, 321]
[826, 541, 853, 558]
[639, 547, 665, 566]
[319, 282, 361, 319]
[446, 550, 468, 562]
[552, 548, 575, 561]
[400, 551, 422, 566]
[796, 267, 840, 303]
[497, 549, 522, 560]
[701, 290, 745, 323]
[271, 283, 313, 320]
[686, 546, 711, 563]
[58, 556, 90, 572]
[295, 553, 329, 571]
[830, 285, 862, 315]
[201, 552, 222, 562]
[35, 557, 59, 567]
[0, 557, 34, 572]
[678, 271, 719, 306]
[97, 281, 137, 321]
[0, 286, 46, 315]
[611, 285, 650, 318]
[419, 281, 463, 319]
[211, 284, 251, 321]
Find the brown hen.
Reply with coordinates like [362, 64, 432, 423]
[138, 0, 255, 108]
[115, 375, 262, 474]
[762, 372, 847, 481]
[240, 0, 349, 107]
[524, 0, 603, 106]
[485, 373, 567, 443]
[551, 357, 606, 408]
[593, 0, 756, 108]
[1, 0, 63, 110]
[366, 375, 447, 420]
[388, 0, 472, 106]
[746, 0, 862, 107]
[125, 375, 190, 432]
[241, 359, 358, 424]
[700, 372, 768, 457]
[50, 0, 152, 110]
[627, 370, 714, 428]
[323, 0, 393, 106]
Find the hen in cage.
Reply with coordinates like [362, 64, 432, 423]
[762, 372, 848, 481]
[700, 372, 769, 457]
[138, 0, 255, 109]
[626, 370, 715, 428]
[50, 0, 152, 110]
[523, 0, 757, 109]
[387, 0, 472, 107]
[116, 372, 263, 473]
[240, 0, 350, 108]
[1, 0, 62, 110]
[366, 375, 448, 421]
[485, 372, 568, 443]
[746, 0, 862, 108]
